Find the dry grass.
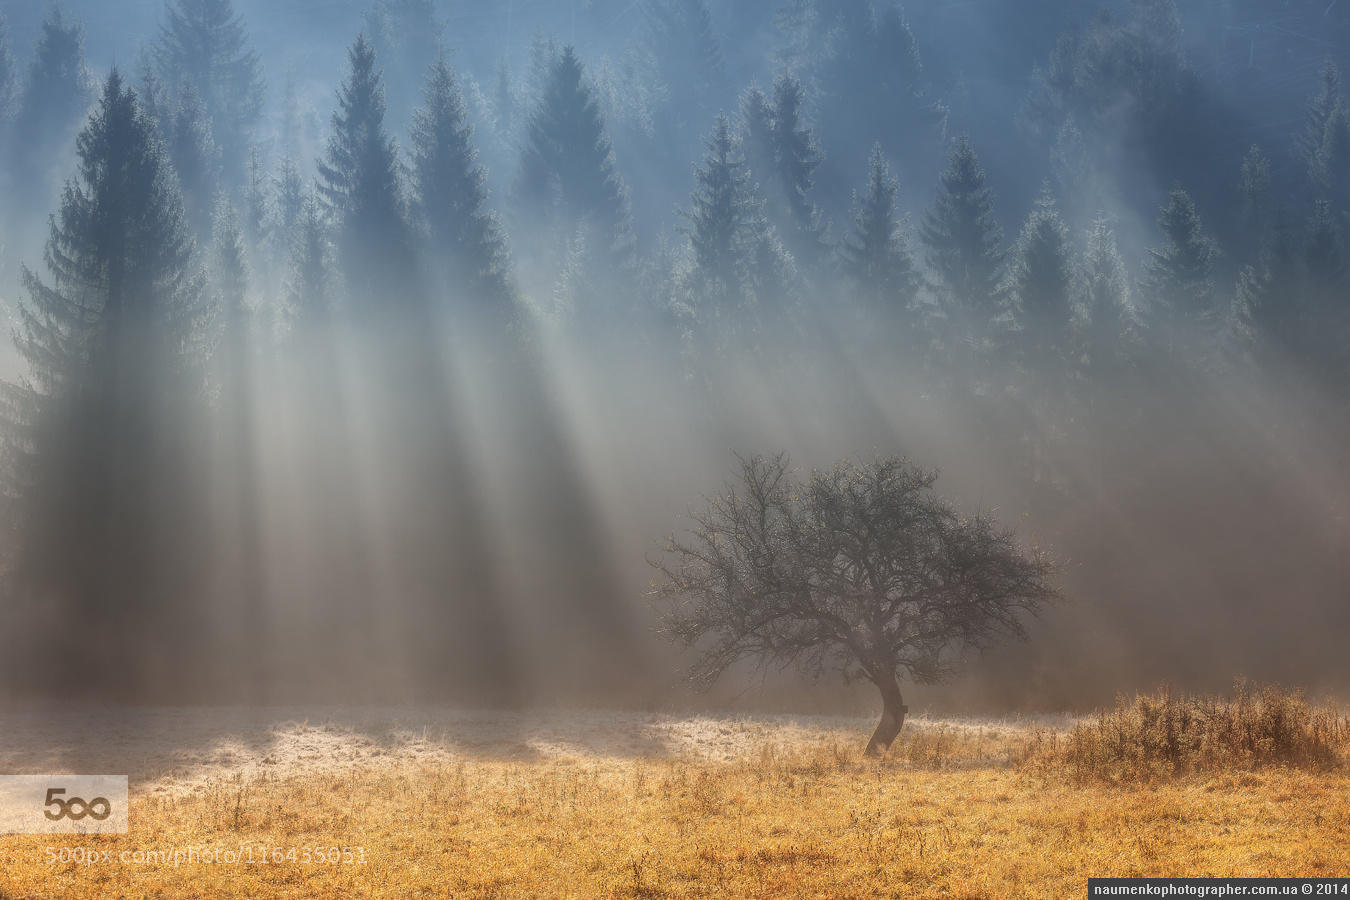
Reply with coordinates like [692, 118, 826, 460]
[1027, 682, 1350, 784]
[2, 691, 1349, 899]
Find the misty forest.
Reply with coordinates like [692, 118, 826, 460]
[0, 0, 1347, 717]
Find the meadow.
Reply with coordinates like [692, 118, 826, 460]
[1, 687, 1347, 899]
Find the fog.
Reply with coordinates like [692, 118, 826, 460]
[0, 0, 1347, 712]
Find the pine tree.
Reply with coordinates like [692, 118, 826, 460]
[517, 46, 634, 265]
[155, 0, 264, 188]
[409, 58, 514, 325]
[10, 5, 89, 197]
[1141, 187, 1219, 359]
[920, 136, 1005, 338]
[839, 144, 918, 334]
[1008, 185, 1073, 371]
[1077, 215, 1133, 378]
[316, 34, 415, 312]
[2, 70, 204, 682]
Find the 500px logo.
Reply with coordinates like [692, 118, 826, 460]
[43, 788, 112, 822]
[0, 775, 128, 833]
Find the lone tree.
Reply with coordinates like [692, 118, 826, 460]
[652, 454, 1057, 756]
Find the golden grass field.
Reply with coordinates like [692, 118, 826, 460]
[1, 687, 1348, 899]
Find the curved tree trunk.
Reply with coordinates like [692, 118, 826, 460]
[864, 671, 908, 757]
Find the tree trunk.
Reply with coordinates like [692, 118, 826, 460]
[864, 672, 908, 757]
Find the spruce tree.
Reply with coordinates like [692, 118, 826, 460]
[517, 46, 634, 265]
[872, 4, 927, 141]
[3, 70, 204, 683]
[680, 113, 793, 343]
[10, 5, 89, 196]
[1303, 200, 1346, 322]
[362, 0, 444, 131]
[1312, 106, 1350, 215]
[739, 85, 774, 197]
[1008, 185, 1073, 371]
[270, 156, 302, 244]
[409, 58, 514, 325]
[286, 195, 331, 336]
[920, 136, 1004, 338]
[767, 73, 825, 260]
[1141, 187, 1219, 359]
[839, 144, 918, 334]
[279, 72, 305, 163]
[1301, 199, 1348, 386]
[780, 1, 931, 202]
[210, 197, 249, 376]
[737, 76, 824, 265]
[1235, 211, 1300, 364]
[206, 196, 267, 687]
[1238, 144, 1271, 257]
[0, 15, 14, 213]
[1077, 215, 1133, 378]
[242, 147, 269, 251]
[1051, 116, 1093, 223]
[167, 84, 219, 242]
[272, 156, 304, 253]
[492, 61, 517, 144]
[0, 14, 15, 138]
[316, 34, 415, 312]
[643, 0, 726, 158]
[683, 114, 753, 302]
[155, 0, 264, 188]
[135, 50, 170, 136]
[1298, 59, 1342, 170]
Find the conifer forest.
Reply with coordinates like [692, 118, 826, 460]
[0, 0, 1347, 715]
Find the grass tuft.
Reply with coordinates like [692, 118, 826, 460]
[1036, 682, 1350, 783]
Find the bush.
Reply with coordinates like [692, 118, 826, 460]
[1045, 682, 1349, 782]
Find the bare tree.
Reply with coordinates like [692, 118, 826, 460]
[652, 454, 1058, 756]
